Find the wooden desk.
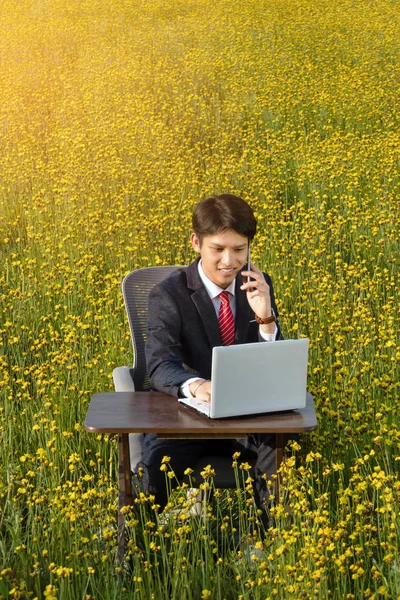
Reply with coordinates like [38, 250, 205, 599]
[85, 391, 317, 561]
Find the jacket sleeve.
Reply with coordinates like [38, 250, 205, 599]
[261, 273, 284, 341]
[145, 284, 196, 397]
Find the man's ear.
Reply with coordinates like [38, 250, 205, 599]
[190, 232, 201, 253]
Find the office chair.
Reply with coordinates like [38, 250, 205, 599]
[113, 266, 251, 502]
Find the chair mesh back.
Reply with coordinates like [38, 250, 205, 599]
[122, 266, 181, 391]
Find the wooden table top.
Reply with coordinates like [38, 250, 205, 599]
[84, 391, 317, 436]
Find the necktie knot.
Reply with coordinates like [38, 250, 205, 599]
[219, 290, 230, 305]
[218, 291, 235, 346]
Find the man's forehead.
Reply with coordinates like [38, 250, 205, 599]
[203, 230, 248, 247]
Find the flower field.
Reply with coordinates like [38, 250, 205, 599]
[1, 0, 399, 597]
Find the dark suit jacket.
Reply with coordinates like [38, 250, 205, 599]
[145, 257, 283, 397]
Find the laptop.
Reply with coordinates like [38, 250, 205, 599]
[179, 338, 309, 418]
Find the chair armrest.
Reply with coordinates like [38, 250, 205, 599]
[112, 367, 143, 470]
[112, 366, 136, 392]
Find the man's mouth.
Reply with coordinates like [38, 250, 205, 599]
[219, 268, 235, 274]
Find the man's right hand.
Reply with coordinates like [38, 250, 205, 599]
[189, 380, 211, 403]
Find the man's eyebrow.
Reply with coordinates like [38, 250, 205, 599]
[210, 244, 247, 249]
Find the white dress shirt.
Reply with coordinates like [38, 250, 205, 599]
[180, 261, 278, 398]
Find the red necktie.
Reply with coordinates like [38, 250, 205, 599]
[218, 291, 235, 346]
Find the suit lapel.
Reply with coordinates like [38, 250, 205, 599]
[186, 259, 222, 348]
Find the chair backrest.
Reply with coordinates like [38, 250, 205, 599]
[122, 266, 182, 391]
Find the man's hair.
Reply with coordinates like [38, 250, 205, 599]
[192, 194, 257, 243]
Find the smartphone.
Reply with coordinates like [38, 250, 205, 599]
[247, 245, 252, 284]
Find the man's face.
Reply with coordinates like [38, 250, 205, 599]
[191, 229, 249, 289]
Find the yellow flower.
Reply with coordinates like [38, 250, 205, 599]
[239, 461, 252, 471]
[200, 465, 215, 478]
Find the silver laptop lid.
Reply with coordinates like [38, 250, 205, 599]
[209, 338, 309, 419]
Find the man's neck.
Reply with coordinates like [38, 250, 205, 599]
[198, 260, 236, 298]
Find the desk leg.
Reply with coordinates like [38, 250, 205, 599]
[118, 433, 132, 565]
[275, 433, 284, 502]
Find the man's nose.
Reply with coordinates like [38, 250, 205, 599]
[220, 251, 234, 265]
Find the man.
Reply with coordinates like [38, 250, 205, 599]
[140, 194, 285, 519]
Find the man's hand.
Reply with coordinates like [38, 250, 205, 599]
[241, 262, 275, 334]
[189, 380, 211, 403]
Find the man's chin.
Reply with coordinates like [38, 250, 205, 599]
[217, 270, 236, 286]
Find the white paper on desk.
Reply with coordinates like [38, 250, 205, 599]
[178, 397, 210, 417]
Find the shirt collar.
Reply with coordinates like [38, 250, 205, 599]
[198, 260, 236, 300]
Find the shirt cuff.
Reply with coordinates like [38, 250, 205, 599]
[259, 324, 278, 342]
[180, 377, 204, 398]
